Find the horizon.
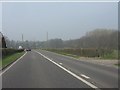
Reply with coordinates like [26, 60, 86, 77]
[1, 2, 118, 41]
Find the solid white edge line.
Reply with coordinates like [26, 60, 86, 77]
[43, 50, 118, 69]
[81, 74, 90, 79]
[34, 50, 98, 89]
[0, 1, 119, 2]
[0, 52, 27, 76]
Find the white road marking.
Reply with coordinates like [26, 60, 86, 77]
[0, 52, 27, 76]
[34, 51, 98, 89]
[42, 50, 118, 69]
[59, 63, 63, 65]
[80, 74, 90, 79]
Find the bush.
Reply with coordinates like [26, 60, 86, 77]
[1, 48, 24, 59]
[44, 48, 116, 58]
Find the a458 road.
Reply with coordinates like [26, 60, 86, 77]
[1, 50, 119, 89]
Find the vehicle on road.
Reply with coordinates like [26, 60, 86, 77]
[25, 48, 31, 51]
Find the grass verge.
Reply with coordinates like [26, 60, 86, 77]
[101, 50, 118, 60]
[115, 64, 120, 67]
[44, 49, 119, 60]
[43, 49, 80, 59]
[0, 52, 25, 69]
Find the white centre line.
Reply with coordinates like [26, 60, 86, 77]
[0, 52, 27, 76]
[80, 74, 90, 79]
[34, 50, 98, 89]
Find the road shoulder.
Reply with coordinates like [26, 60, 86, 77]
[40, 50, 119, 68]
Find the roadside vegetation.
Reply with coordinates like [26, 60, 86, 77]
[5, 29, 119, 50]
[43, 48, 119, 60]
[2, 48, 24, 58]
[0, 48, 24, 69]
[1, 52, 25, 69]
[41, 29, 119, 61]
[2, 29, 119, 63]
[115, 63, 120, 66]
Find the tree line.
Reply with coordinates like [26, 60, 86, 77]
[4, 29, 119, 50]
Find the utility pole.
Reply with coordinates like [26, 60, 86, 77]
[22, 34, 24, 42]
[46, 32, 48, 48]
[47, 32, 48, 42]
[21, 34, 24, 49]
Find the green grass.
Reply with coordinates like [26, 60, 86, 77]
[115, 63, 120, 67]
[44, 50, 80, 59]
[46, 49, 120, 60]
[101, 50, 118, 60]
[0, 52, 25, 69]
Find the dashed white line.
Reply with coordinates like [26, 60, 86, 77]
[0, 52, 27, 76]
[80, 74, 90, 79]
[34, 50, 98, 89]
[59, 63, 63, 65]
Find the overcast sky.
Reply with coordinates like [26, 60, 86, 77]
[1, 2, 118, 41]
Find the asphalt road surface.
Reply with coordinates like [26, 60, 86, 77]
[2, 50, 119, 88]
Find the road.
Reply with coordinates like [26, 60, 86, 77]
[2, 50, 119, 88]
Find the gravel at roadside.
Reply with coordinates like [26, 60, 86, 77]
[79, 57, 119, 68]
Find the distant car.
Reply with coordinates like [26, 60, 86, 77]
[25, 48, 31, 51]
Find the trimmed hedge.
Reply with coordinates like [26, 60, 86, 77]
[1, 48, 24, 59]
[44, 48, 114, 58]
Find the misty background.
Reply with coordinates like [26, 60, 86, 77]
[1, 2, 119, 49]
[2, 2, 118, 40]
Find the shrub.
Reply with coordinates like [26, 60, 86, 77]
[1, 48, 24, 59]
[45, 48, 116, 58]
